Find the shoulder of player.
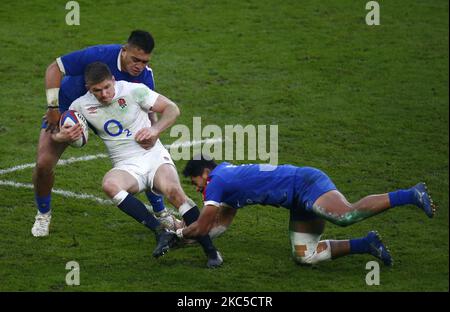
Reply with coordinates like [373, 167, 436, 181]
[120, 80, 152, 93]
[210, 164, 232, 178]
[116, 80, 147, 93]
[60, 44, 122, 73]
[117, 80, 145, 87]
[70, 92, 96, 109]
[206, 175, 229, 190]
[115, 81, 154, 103]
[61, 44, 120, 59]
[208, 166, 240, 188]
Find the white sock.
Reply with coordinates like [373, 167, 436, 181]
[179, 201, 195, 216]
[112, 190, 129, 205]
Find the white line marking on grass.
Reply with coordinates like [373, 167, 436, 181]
[0, 154, 109, 175]
[0, 139, 222, 176]
[0, 180, 112, 205]
[165, 138, 223, 148]
[0, 138, 223, 205]
[0, 163, 35, 175]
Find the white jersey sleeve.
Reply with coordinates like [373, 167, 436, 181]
[131, 84, 160, 112]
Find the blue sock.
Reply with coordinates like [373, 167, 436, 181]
[145, 191, 165, 213]
[182, 206, 201, 226]
[349, 237, 369, 254]
[118, 194, 161, 232]
[35, 194, 51, 214]
[388, 188, 415, 207]
[183, 207, 217, 258]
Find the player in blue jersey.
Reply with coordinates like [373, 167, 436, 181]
[174, 155, 437, 266]
[32, 30, 170, 237]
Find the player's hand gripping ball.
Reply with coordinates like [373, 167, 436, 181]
[59, 110, 89, 147]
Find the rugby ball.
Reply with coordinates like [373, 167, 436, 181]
[59, 110, 89, 148]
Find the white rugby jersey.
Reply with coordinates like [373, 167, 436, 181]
[69, 80, 162, 164]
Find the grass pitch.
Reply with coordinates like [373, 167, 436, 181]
[0, 0, 448, 291]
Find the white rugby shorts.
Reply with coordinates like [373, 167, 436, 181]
[111, 144, 174, 193]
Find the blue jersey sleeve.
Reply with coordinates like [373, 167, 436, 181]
[204, 177, 226, 207]
[59, 46, 111, 76]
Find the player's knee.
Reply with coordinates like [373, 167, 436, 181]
[102, 179, 120, 198]
[292, 251, 310, 265]
[290, 232, 321, 265]
[293, 254, 314, 265]
[292, 245, 320, 265]
[333, 220, 352, 227]
[293, 249, 330, 265]
[329, 213, 355, 227]
[35, 156, 56, 176]
[292, 242, 332, 265]
[314, 207, 354, 227]
[313, 202, 357, 227]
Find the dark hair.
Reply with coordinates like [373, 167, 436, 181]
[84, 62, 113, 86]
[127, 30, 155, 54]
[183, 154, 218, 177]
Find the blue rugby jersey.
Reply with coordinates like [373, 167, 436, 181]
[56, 44, 154, 110]
[203, 162, 299, 209]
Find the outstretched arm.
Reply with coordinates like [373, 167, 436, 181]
[208, 205, 237, 239]
[179, 205, 237, 239]
[180, 205, 220, 238]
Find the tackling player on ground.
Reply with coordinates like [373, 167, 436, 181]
[53, 62, 223, 268]
[174, 155, 437, 266]
[32, 30, 170, 237]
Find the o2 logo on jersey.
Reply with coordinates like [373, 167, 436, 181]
[104, 119, 132, 137]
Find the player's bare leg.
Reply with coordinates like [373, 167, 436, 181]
[102, 169, 176, 257]
[290, 219, 392, 266]
[311, 190, 390, 226]
[33, 130, 68, 197]
[153, 164, 223, 268]
[152, 164, 188, 208]
[311, 184, 436, 227]
[102, 169, 140, 196]
[31, 129, 68, 237]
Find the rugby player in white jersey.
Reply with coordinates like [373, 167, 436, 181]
[32, 30, 170, 238]
[52, 62, 222, 267]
